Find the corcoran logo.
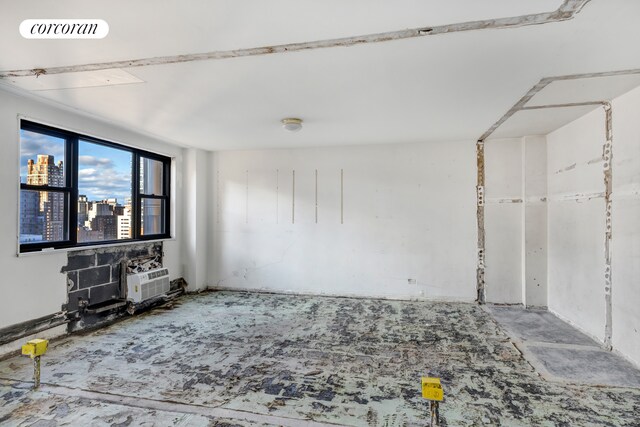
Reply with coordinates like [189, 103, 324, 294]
[20, 19, 109, 39]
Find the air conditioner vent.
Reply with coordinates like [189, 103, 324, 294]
[127, 268, 170, 303]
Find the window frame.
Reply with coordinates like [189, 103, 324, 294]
[19, 120, 172, 253]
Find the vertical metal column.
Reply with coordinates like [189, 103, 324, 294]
[476, 140, 486, 304]
[33, 356, 41, 389]
[430, 401, 440, 426]
[603, 102, 613, 350]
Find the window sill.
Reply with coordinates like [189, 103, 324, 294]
[16, 236, 176, 257]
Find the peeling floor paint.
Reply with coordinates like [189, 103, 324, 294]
[0, 380, 222, 426]
[0, 291, 639, 426]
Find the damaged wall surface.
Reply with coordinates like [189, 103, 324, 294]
[547, 106, 607, 342]
[64, 242, 163, 313]
[210, 141, 477, 301]
[546, 85, 640, 366]
[610, 85, 640, 367]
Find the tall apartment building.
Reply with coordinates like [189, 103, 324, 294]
[86, 202, 112, 227]
[117, 200, 132, 240]
[25, 155, 64, 241]
[78, 195, 88, 226]
[91, 216, 118, 240]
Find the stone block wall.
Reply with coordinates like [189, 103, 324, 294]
[62, 242, 163, 312]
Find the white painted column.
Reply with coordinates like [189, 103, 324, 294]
[484, 136, 548, 306]
[182, 147, 210, 291]
[523, 136, 548, 307]
[484, 138, 524, 304]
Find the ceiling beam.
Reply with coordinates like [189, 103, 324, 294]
[478, 67, 640, 141]
[0, 0, 590, 79]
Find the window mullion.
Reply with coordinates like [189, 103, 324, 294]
[69, 135, 79, 245]
[132, 152, 141, 239]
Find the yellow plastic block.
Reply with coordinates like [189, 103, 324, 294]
[21, 339, 48, 358]
[422, 377, 444, 401]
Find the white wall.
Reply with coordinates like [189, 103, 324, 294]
[484, 138, 524, 304]
[483, 136, 548, 306]
[547, 106, 606, 342]
[610, 85, 640, 366]
[0, 87, 185, 334]
[547, 86, 640, 367]
[209, 141, 477, 301]
[523, 136, 548, 307]
[182, 147, 210, 291]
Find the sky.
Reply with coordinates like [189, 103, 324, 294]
[20, 130, 133, 204]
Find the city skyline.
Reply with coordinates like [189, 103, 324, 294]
[20, 129, 133, 203]
[20, 154, 133, 244]
[20, 132, 135, 243]
[20, 130, 163, 243]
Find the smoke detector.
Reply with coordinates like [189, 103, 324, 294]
[281, 118, 303, 132]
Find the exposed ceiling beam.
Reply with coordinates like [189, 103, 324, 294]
[0, 0, 590, 79]
[478, 67, 640, 141]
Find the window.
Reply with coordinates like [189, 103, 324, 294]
[19, 120, 171, 252]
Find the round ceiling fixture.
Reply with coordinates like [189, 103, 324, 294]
[281, 118, 303, 132]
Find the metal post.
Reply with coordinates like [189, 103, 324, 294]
[430, 401, 440, 427]
[33, 355, 41, 388]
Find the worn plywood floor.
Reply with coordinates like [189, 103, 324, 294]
[0, 291, 639, 426]
[488, 305, 640, 389]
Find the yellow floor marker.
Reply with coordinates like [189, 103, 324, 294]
[22, 339, 48, 389]
[422, 377, 443, 426]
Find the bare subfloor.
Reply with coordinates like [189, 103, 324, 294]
[0, 291, 639, 426]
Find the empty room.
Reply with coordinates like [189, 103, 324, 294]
[1, 0, 640, 425]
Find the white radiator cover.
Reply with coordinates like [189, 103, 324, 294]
[127, 268, 170, 303]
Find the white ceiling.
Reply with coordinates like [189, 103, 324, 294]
[525, 74, 640, 107]
[1, 0, 640, 150]
[489, 73, 640, 138]
[489, 105, 599, 139]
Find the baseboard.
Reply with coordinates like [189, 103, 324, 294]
[207, 284, 477, 304]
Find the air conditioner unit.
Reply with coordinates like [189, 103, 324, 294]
[127, 268, 170, 303]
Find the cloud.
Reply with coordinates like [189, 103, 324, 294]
[20, 130, 66, 181]
[20, 129, 135, 203]
[78, 167, 132, 203]
[20, 131, 65, 160]
[79, 155, 114, 168]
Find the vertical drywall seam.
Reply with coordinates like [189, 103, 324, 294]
[292, 170, 296, 224]
[216, 169, 220, 224]
[603, 102, 613, 350]
[476, 140, 486, 304]
[340, 169, 344, 225]
[245, 170, 249, 224]
[521, 137, 527, 306]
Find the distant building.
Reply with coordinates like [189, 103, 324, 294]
[78, 195, 88, 227]
[117, 201, 132, 240]
[78, 226, 104, 242]
[20, 190, 42, 237]
[23, 155, 64, 242]
[91, 215, 117, 241]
